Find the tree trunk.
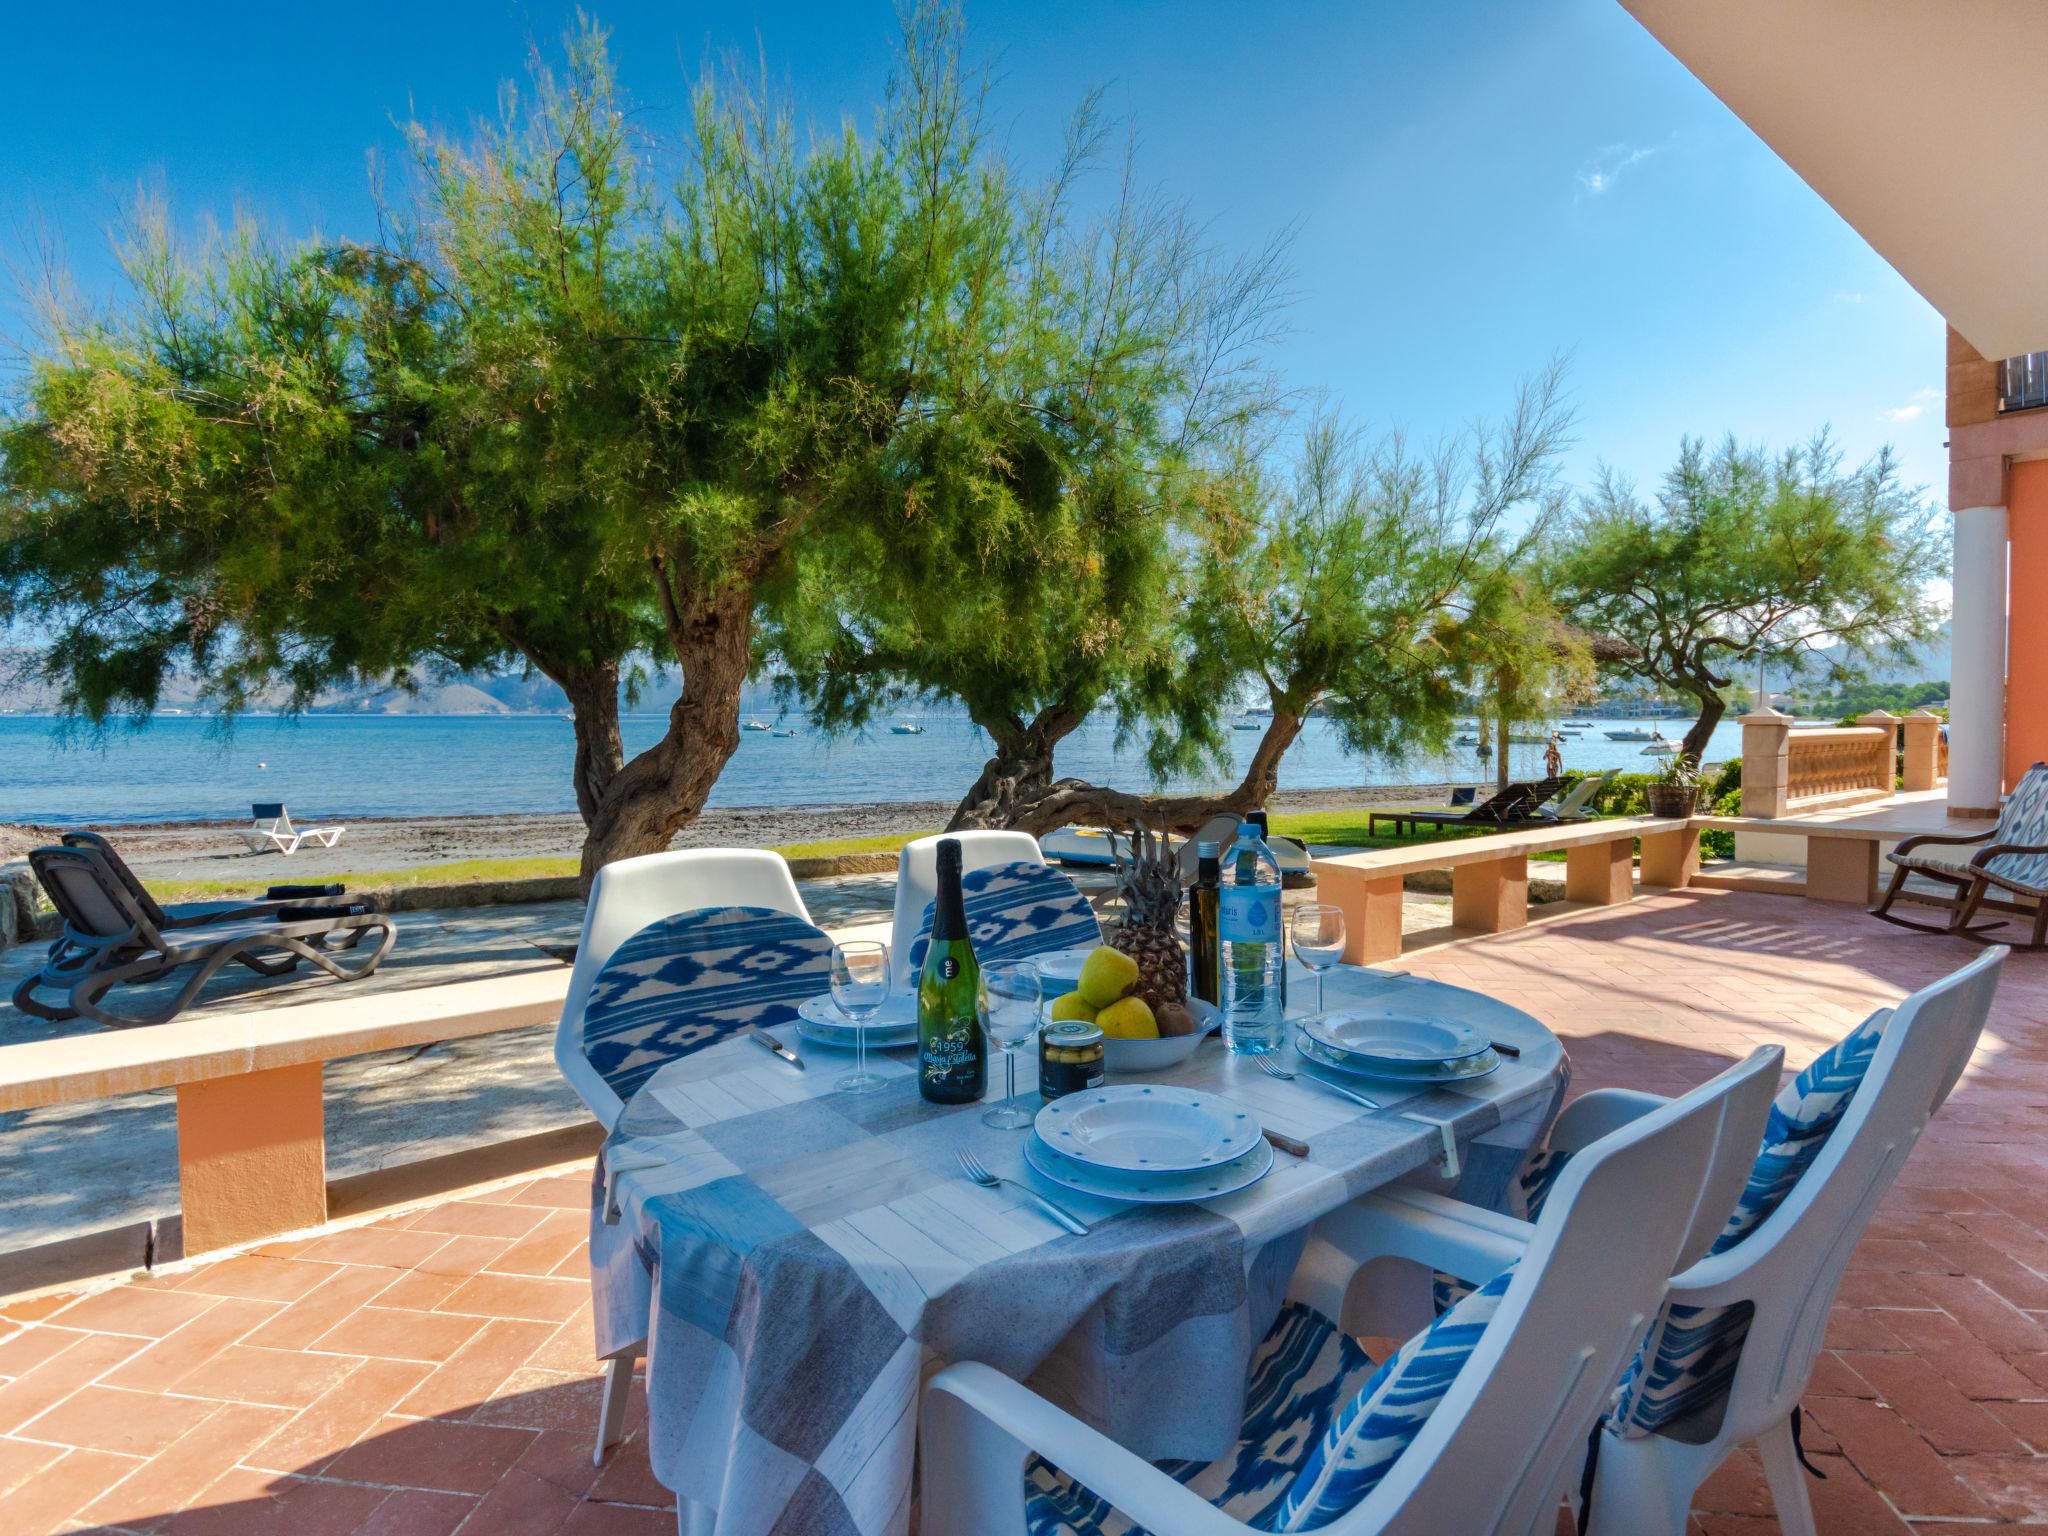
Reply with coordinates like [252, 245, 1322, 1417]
[576, 586, 753, 892]
[998, 708, 1305, 837]
[947, 701, 1089, 830]
[561, 661, 626, 826]
[1680, 687, 1726, 770]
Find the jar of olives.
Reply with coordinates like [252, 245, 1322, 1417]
[1038, 1019, 1105, 1100]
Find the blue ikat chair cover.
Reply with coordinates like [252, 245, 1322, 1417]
[1024, 1269, 1518, 1535]
[1892, 761, 2048, 889]
[906, 860, 1101, 973]
[1436, 1008, 1891, 1442]
[581, 906, 835, 1103]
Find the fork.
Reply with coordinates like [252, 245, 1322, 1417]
[955, 1148, 1090, 1235]
[1255, 1052, 1381, 1110]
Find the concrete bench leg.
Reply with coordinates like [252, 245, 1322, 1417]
[1320, 871, 1405, 964]
[1452, 855, 1528, 933]
[1639, 829, 1700, 890]
[1806, 835, 1879, 904]
[176, 1062, 327, 1255]
[1566, 840, 1634, 905]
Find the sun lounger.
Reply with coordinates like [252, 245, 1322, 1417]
[14, 843, 395, 1028]
[57, 830, 352, 929]
[1536, 770, 1613, 823]
[236, 803, 344, 857]
[1366, 776, 1567, 838]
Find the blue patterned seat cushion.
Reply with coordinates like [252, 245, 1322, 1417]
[1025, 1272, 1514, 1535]
[1603, 1007, 1887, 1437]
[1891, 762, 2048, 889]
[581, 907, 834, 1101]
[907, 861, 1101, 973]
[1432, 1011, 1889, 1439]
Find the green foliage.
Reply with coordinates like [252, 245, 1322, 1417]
[761, 92, 1287, 805]
[1797, 678, 1949, 717]
[1551, 433, 1947, 768]
[1155, 364, 1577, 786]
[0, 9, 1214, 870]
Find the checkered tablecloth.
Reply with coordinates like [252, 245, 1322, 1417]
[590, 967, 1568, 1536]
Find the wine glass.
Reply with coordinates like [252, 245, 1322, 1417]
[980, 961, 1042, 1129]
[1290, 904, 1347, 1016]
[830, 940, 890, 1095]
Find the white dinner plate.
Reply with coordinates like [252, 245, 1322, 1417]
[797, 1019, 917, 1050]
[1299, 1008, 1491, 1066]
[798, 993, 917, 1033]
[1297, 1030, 1501, 1084]
[1024, 1132, 1274, 1204]
[1034, 1084, 1261, 1173]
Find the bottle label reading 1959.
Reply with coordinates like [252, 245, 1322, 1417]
[1219, 886, 1279, 944]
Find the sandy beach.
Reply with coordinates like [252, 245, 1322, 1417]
[16, 781, 1463, 884]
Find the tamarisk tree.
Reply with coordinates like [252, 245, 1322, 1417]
[1552, 433, 1946, 767]
[763, 106, 1291, 831]
[0, 12, 1167, 884]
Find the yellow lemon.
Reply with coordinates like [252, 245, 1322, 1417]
[1096, 994, 1158, 1040]
[1048, 992, 1098, 1023]
[1076, 945, 1140, 1007]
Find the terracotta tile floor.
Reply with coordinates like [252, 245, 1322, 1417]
[0, 887, 2044, 1534]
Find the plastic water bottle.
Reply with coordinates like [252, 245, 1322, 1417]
[1221, 814, 1285, 1054]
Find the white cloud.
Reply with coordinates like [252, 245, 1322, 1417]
[1575, 143, 1656, 200]
[1878, 386, 1941, 424]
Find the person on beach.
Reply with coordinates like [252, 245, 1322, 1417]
[1543, 734, 1564, 779]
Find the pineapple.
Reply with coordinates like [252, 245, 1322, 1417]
[1109, 821, 1188, 1016]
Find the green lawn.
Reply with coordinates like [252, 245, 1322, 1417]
[139, 813, 1606, 904]
[141, 830, 940, 903]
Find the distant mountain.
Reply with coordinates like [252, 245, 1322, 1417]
[1808, 624, 1950, 685]
[0, 650, 809, 718]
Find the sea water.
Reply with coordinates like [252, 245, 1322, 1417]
[0, 712, 1747, 825]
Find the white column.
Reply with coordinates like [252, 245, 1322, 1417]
[1949, 504, 2009, 815]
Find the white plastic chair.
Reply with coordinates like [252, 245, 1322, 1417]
[555, 849, 812, 1130]
[918, 1047, 1779, 1536]
[1579, 946, 2005, 1536]
[553, 848, 812, 1466]
[1342, 948, 2005, 1536]
[888, 831, 1042, 987]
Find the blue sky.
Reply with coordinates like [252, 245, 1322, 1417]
[0, 0, 1948, 502]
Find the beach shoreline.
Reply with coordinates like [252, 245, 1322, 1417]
[8, 781, 1468, 883]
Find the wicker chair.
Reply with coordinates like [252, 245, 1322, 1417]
[1870, 762, 2048, 949]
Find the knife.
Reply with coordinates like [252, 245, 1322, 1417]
[749, 1029, 806, 1070]
[1261, 1127, 1310, 1158]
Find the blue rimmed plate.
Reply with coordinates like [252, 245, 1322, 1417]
[1033, 1083, 1261, 1173]
[1024, 1132, 1274, 1204]
[1298, 1008, 1491, 1066]
[1296, 1029, 1501, 1084]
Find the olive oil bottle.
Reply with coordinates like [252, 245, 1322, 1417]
[1190, 839, 1222, 1006]
[917, 839, 987, 1103]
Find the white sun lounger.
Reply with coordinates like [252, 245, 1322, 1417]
[237, 802, 344, 856]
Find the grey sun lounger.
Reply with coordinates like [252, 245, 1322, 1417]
[1367, 776, 1568, 837]
[14, 843, 396, 1029]
[57, 830, 351, 930]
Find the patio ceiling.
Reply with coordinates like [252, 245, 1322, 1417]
[1622, 0, 2048, 360]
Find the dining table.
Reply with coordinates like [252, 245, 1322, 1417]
[589, 962, 1569, 1536]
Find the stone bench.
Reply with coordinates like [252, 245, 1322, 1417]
[1311, 815, 1699, 963]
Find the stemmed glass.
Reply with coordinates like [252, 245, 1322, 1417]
[980, 961, 1042, 1129]
[830, 940, 890, 1095]
[1290, 904, 1347, 1016]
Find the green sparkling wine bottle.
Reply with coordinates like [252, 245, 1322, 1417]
[917, 839, 987, 1104]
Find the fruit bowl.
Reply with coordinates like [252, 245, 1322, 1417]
[1102, 1000, 1221, 1074]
